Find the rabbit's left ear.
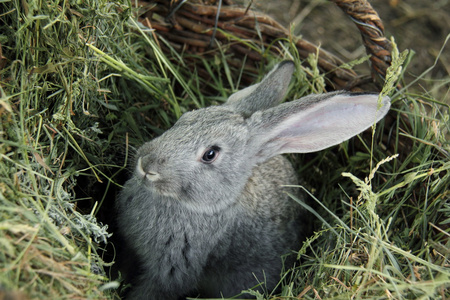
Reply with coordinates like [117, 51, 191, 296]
[226, 61, 295, 116]
[247, 92, 391, 162]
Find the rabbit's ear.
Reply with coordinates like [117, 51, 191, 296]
[226, 61, 295, 116]
[247, 92, 391, 161]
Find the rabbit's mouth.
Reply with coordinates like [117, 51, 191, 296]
[136, 157, 157, 180]
[135, 157, 187, 200]
[138, 176, 182, 200]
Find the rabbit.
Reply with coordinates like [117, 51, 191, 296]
[116, 60, 391, 299]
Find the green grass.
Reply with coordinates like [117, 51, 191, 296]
[1, 0, 449, 299]
[283, 40, 450, 299]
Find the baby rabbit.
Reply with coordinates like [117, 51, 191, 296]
[116, 60, 390, 299]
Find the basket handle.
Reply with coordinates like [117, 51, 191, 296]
[331, 0, 392, 81]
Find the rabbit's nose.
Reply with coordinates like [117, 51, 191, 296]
[136, 157, 160, 181]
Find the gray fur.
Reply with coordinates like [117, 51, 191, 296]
[116, 60, 391, 299]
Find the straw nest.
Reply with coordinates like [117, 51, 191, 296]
[1, 0, 449, 299]
[135, 0, 393, 91]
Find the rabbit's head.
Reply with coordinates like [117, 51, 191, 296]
[132, 61, 390, 213]
[134, 106, 253, 213]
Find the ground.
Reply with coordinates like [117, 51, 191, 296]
[245, 0, 449, 98]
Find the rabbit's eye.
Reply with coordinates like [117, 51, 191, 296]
[201, 146, 220, 164]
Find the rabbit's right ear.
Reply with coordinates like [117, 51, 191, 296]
[246, 91, 391, 163]
[226, 61, 295, 116]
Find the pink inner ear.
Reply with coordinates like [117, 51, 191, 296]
[270, 94, 390, 154]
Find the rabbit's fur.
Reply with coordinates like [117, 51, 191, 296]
[116, 61, 390, 299]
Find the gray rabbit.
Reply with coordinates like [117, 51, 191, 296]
[116, 60, 390, 299]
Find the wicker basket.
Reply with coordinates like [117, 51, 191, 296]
[135, 0, 392, 92]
